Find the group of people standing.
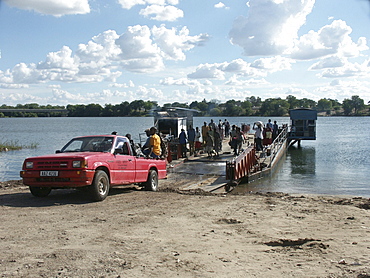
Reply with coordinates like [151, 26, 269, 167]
[253, 119, 279, 152]
[201, 120, 223, 158]
[139, 118, 280, 160]
[178, 121, 221, 158]
[179, 119, 243, 158]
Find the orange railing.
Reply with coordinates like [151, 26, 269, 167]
[226, 145, 256, 182]
[263, 126, 288, 167]
[226, 126, 288, 183]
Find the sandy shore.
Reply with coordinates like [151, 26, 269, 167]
[0, 179, 370, 277]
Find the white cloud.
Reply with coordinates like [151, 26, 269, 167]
[118, 0, 146, 9]
[319, 62, 369, 78]
[0, 83, 29, 89]
[47, 84, 61, 89]
[12, 63, 41, 84]
[315, 79, 370, 101]
[309, 56, 346, 70]
[115, 26, 158, 60]
[117, 0, 183, 22]
[229, 0, 315, 56]
[139, 5, 184, 21]
[214, 2, 225, 8]
[284, 87, 318, 100]
[0, 91, 42, 104]
[0, 26, 208, 83]
[115, 25, 164, 73]
[0, 69, 13, 84]
[118, 0, 179, 9]
[225, 75, 269, 86]
[36, 45, 120, 83]
[160, 77, 203, 86]
[167, 0, 179, 5]
[49, 88, 131, 104]
[116, 24, 208, 72]
[220, 59, 265, 77]
[290, 20, 368, 60]
[53, 85, 159, 104]
[4, 0, 90, 16]
[214, 2, 229, 9]
[136, 85, 164, 99]
[188, 63, 226, 79]
[220, 59, 249, 72]
[250, 56, 294, 72]
[152, 25, 209, 61]
[109, 81, 135, 88]
[38, 46, 77, 70]
[188, 57, 291, 80]
[76, 30, 121, 63]
[52, 88, 86, 102]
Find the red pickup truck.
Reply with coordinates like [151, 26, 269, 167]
[20, 135, 167, 201]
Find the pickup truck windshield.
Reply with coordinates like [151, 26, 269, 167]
[61, 137, 114, 153]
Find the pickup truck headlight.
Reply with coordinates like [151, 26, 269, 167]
[72, 161, 82, 168]
[72, 160, 87, 168]
[25, 161, 33, 169]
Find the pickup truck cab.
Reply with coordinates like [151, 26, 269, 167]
[20, 135, 167, 201]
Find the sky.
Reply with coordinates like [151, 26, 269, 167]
[0, 0, 370, 106]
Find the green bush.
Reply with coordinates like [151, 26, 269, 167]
[0, 140, 38, 151]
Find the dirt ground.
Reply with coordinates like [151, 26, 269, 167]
[1, 176, 370, 278]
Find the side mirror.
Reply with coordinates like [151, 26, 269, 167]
[114, 147, 124, 154]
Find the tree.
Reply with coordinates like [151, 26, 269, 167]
[209, 107, 222, 116]
[102, 104, 115, 117]
[286, 95, 300, 109]
[117, 101, 131, 116]
[24, 103, 40, 109]
[342, 95, 365, 115]
[328, 99, 341, 111]
[342, 99, 353, 115]
[223, 99, 244, 116]
[300, 98, 316, 108]
[317, 99, 332, 112]
[351, 95, 365, 115]
[171, 102, 188, 109]
[143, 101, 155, 112]
[241, 100, 253, 115]
[258, 98, 289, 116]
[130, 100, 145, 114]
[67, 104, 86, 117]
[194, 101, 208, 115]
[84, 104, 103, 117]
[246, 96, 262, 107]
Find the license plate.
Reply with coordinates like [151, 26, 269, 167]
[40, 171, 59, 177]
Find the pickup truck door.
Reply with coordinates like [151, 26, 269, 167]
[112, 139, 135, 184]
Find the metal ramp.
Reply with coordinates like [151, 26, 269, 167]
[166, 127, 290, 193]
[168, 149, 235, 193]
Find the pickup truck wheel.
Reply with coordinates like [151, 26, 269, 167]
[145, 170, 158, 191]
[89, 170, 110, 201]
[29, 186, 51, 197]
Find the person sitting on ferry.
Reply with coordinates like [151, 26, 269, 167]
[141, 129, 151, 154]
[143, 127, 161, 158]
[125, 133, 138, 156]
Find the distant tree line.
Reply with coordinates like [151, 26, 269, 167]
[0, 95, 369, 118]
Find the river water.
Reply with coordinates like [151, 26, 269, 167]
[1, 116, 369, 197]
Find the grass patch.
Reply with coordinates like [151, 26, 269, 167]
[0, 140, 39, 151]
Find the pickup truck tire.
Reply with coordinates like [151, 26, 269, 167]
[29, 186, 51, 197]
[144, 170, 158, 191]
[89, 170, 110, 201]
